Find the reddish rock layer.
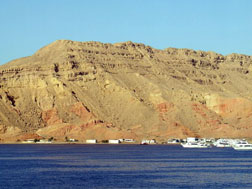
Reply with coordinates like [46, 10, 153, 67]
[0, 40, 252, 142]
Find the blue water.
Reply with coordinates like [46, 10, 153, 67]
[1, 144, 252, 188]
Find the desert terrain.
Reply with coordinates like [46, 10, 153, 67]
[1, 40, 252, 143]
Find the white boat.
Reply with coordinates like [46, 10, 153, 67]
[233, 144, 252, 150]
[234, 139, 248, 145]
[215, 142, 231, 148]
[214, 139, 232, 147]
[181, 142, 210, 148]
[36, 140, 52, 144]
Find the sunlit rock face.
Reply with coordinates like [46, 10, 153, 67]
[1, 40, 252, 142]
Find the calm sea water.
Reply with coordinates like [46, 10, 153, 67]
[1, 144, 252, 189]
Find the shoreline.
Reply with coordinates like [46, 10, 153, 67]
[0, 142, 180, 145]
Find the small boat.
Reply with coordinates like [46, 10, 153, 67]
[215, 142, 231, 148]
[233, 144, 252, 150]
[214, 139, 232, 147]
[181, 142, 210, 148]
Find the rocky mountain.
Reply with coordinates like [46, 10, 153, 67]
[1, 40, 252, 142]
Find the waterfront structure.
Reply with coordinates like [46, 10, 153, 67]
[124, 139, 135, 143]
[141, 139, 156, 144]
[22, 139, 35, 143]
[109, 140, 120, 144]
[69, 139, 78, 142]
[186, 137, 198, 143]
[86, 139, 97, 144]
[36, 140, 52, 144]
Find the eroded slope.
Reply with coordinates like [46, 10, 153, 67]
[1, 40, 252, 142]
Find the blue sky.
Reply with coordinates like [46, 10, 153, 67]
[0, 0, 252, 65]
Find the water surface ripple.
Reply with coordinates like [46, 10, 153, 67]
[1, 144, 252, 188]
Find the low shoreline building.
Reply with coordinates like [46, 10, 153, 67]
[141, 139, 156, 144]
[109, 139, 120, 144]
[86, 139, 97, 144]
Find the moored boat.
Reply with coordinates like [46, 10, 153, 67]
[215, 142, 231, 148]
[181, 142, 210, 148]
[233, 144, 252, 150]
[214, 139, 232, 148]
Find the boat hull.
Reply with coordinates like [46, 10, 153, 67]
[181, 143, 210, 148]
[233, 146, 252, 150]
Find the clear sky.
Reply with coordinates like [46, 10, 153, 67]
[0, 0, 252, 65]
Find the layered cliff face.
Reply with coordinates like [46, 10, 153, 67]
[1, 40, 252, 142]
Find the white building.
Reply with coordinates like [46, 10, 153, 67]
[124, 139, 135, 143]
[36, 139, 52, 144]
[141, 139, 156, 144]
[186, 137, 198, 143]
[69, 138, 78, 142]
[86, 139, 97, 144]
[22, 139, 35, 143]
[109, 140, 120, 144]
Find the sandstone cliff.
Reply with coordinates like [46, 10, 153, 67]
[1, 40, 252, 142]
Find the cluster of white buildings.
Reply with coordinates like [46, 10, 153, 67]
[141, 139, 156, 145]
[180, 137, 252, 150]
[22, 139, 52, 143]
[85, 139, 158, 145]
[85, 139, 135, 144]
[21, 137, 252, 150]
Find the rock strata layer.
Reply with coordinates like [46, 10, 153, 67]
[1, 40, 252, 142]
